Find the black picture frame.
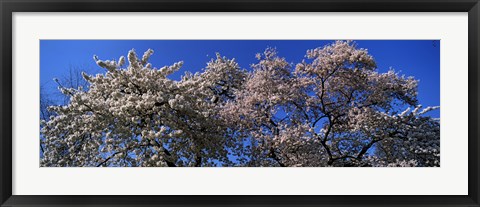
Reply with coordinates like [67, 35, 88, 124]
[1, 0, 479, 206]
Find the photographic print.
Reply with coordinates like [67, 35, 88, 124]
[39, 40, 440, 167]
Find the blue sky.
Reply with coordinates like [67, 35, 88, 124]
[40, 40, 440, 117]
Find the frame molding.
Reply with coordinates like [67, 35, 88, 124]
[1, 0, 479, 206]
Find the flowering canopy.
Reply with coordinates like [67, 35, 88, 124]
[41, 41, 439, 167]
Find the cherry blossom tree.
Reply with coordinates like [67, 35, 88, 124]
[41, 41, 440, 167]
[221, 41, 439, 167]
[41, 49, 246, 167]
